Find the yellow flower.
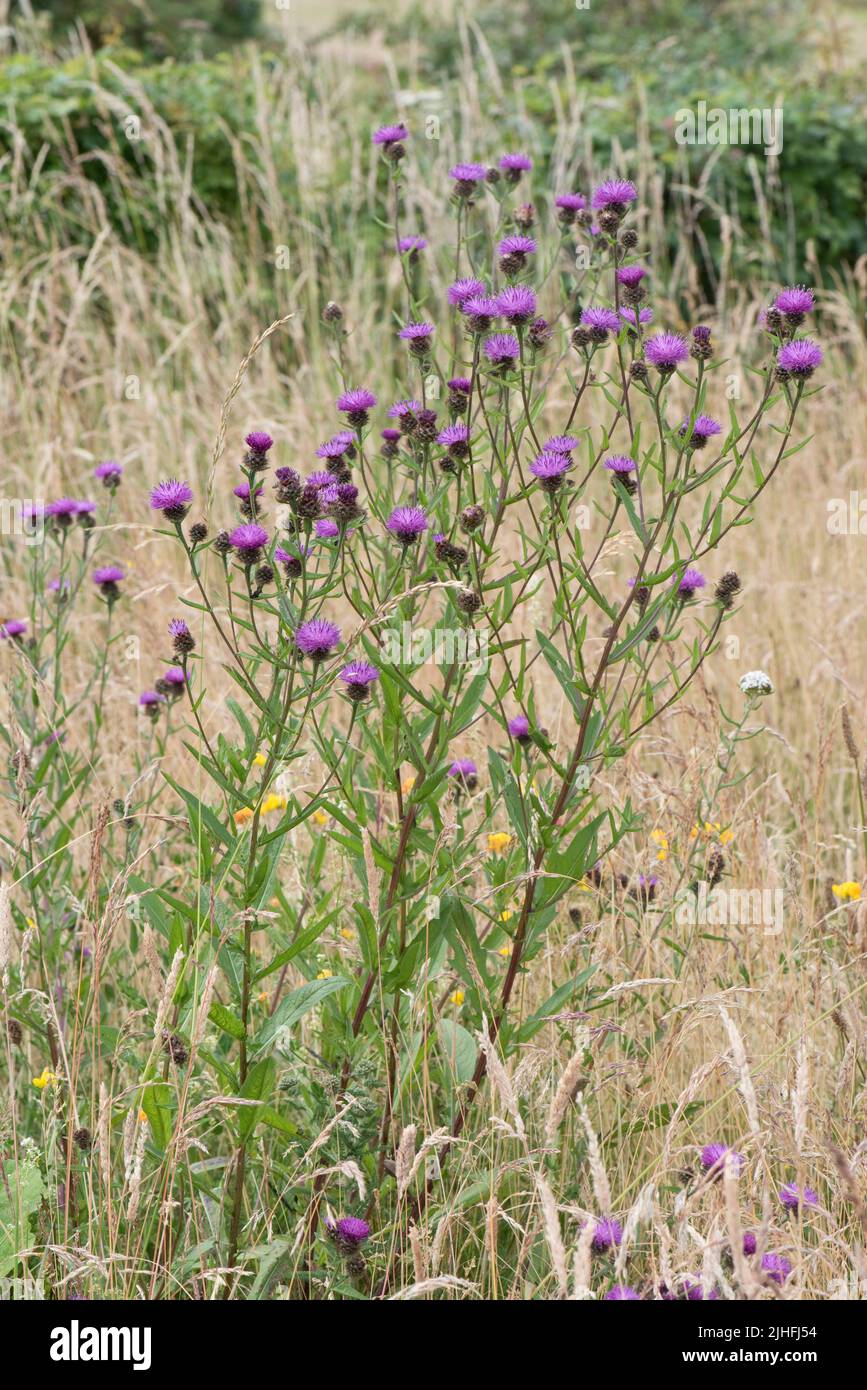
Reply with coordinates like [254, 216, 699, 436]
[340, 927, 356, 941]
[401, 775, 416, 796]
[316, 968, 333, 980]
[487, 832, 512, 857]
[261, 793, 287, 816]
[257, 991, 269, 1005]
[32, 1067, 59, 1090]
[138, 1109, 148, 1124]
[234, 806, 253, 826]
[497, 944, 511, 958]
[253, 753, 267, 767]
[832, 881, 862, 902]
[312, 809, 329, 826]
[499, 909, 513, 923]
[651, 828, 669, 862]
[719, 828, 734, 846]
[449, 989, 465, 1006]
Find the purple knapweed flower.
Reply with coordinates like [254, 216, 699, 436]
[644, 332, 689, 370]
[245, 431, 273, 455]
[139, 690, 165, 709]
[499, 152, 532, 174]
[700, 1143, 745, 1176]
[761, 1253, 792, 1285]
[331, 1215, 371, 1245]
[591, 179, 637, 210]
[307, 471, 338, 489]
[683, 1278, 719, 1301]
[678, 567, 706, 598]
[228, 524, 268, 560]
[616, 265, 647, 287]
[605, 1285, 640, 1300]
[449, 162, 487, 185]
[780, 1183, 818, 1211]
[544, 435, 580, 455]
[339, 662, 380, 702]
[233, 482, 264, 501]
[555, 193, 586, 212]
[162, 666, 187, 691]
[296, 618, 341, 661]
[742, 1232, 758, 1256]
[150, 479, 193, 521]
[316, 437, 352, 461]
[604, 454, 636, 475]
[774, 286, 814, 317]
[448, 377, 472, 395]
[483, 333, 520, 368]
[463, 295, 501, 331]
[448, 277, 486, 308]
[399, 321, 435, 349]
[437, 423, 470, 459]
[93, 566, 124, 599]
[448, 758, 478, 791]
[372, 124, 408, 147]
[94, 460, 123, 485]
[386, 505, 428, 544]
[508, 714, 531, 743]
[530, 450, 572, 493]
[591, 1218, 623, 1252]
[337, 387, 377, 425]
[398, 235, 427, 254]
[387, 399, 421, 421]
[46, 498, 91, 524]
[620, 306, 653, 328]
[0, 620, 27, 640]
[497, 233, 537, 260]
[680, 414, 722, 447]
[581, 306, 620, 338]
[496, 285, 537, 324]
[777, 339, 823, 378]
[315, 518, 340, 539]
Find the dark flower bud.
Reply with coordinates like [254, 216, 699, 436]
[528, 316, 552, 350]
[714, 571, 741, 609]
[513, 202, 535, 229]
[571, 326, 592, 350]
[456, 588, 482, 615]
[274, 467, 302, 504]
[629, 360, 649, 385]
[189, 521, 208, 544]
[485, 165, 501, 185]
[294, 484, 322, 520]
[322, 301, 343, 324]
[568, 907, 582, 927]
[73, 1127, 92, 1151]
[620, 229, 639, 249]
[214, 530, 232, 556]
[707, 847, 725, 887]
[597, 207, 622, 235]
[162, 1031, 189, 1067]
[255, 563, 274, 589]
[7, 1019, 22, 1045]
[763, 307, 784, 335]
[415, 409, 439, 443]
[634, 584, 650, 612]
[460, 504, 485, 533]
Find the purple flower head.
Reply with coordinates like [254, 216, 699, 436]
[387, 399, 421, 420]
[496, 285, 537, 324]
[162, 666, 187, 689]
[372, 124, 408, 147]
[591, 179, 637, 210]
[94, 459, 123, 483]
[245, 431, 273, 454]
[463, 295, 501, 329]
[693, 325, 712, 344]
[683, 1278, 718, 1301]
[742, 1232, 757, 1256]
[169, 617, 192, 649]
[761, 1253, 792, 1285]
[508, 714, 531, 742]
[448, 277, 486, 307]
[46, 498, 82, 521]
[339, 662, 380, 693]
[780, 1183, 818, 1211]
[644, 332, 689, 370]
[386, 505, 428, 544]
[483, 333, 520, 368]
[604, 454, 636, 474]
[437, 423, 470, 450]
[448, 376, 472, 395]
[620, 306, 653, 327]
[530, 450, 572, 492]
[381, 428, 401, 445]
[0, 620, 27, 639]
[555, 193, 586, 211]
[337, 387, 377, 421]
[638, 873, 658, 890]
[139, 690, 165, 708]
[449, 758, 477, 781]
[307, 471, 338, 491]
[777, 339, 823, 377]
[296, 618, 341, 660]
[315, 518, 340, 540]
[93, 565, 124, 587]
[680, 414, 722, 445]
[591, 1218, 623, 1252]
[229, 524, 269, 559]
[581, 305, 620, 336]
[316, 437, 351, 461]
[449, 162, 487, 184]
[678, 567, 706, 598]
[616, 265, 647, 287]
[331, 1215, 371, 1245]
[398, 235, 427, 254]
[150, 479, 193, 520]
[399, 321, 435, 344]
[605, 1285, 640, 1301]
[233, 482, 263, 501]
[499, 152, 532, 173]
[544, 434, 580, 455]
[497, 233, 537, 258]
[700, 1143, 745, 1175]
[775, 286, 814, 316]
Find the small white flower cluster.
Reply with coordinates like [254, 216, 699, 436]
[739, 669, 774, 697]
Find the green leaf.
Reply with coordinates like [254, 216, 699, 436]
[0, 1159, 45, 1278]
[254, 975, 347, 1051]
[140, 1080, 174, 1151]
[238, 1058, 277, 1141]
[209, 1000, 246, 1040]
[437, 1018, 477, 1084]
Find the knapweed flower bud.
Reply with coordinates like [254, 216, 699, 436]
[322, 300, 343, 323]
[294, 484, 322, 520]
[162, 1031, 189, 1067]
[295, 618, 341, 661]
[274, 547, 303, 579]
[677, 567, 706, 599]
[160, 667, 187, 701]
[7, 1019, 23, 1045]
[415, 408, 439, 443]
[234, 481, 264, 518]
[380, 428, 401, 459]
[485, 165, 501, 185]
[189, 520, 208, 544]
[604, 455, 638, 495]
[714, 570, 741, 609]
[169, 618, 195, 654]
[244, 431, 274, 471]
[571, 325, 592, 350]
[274, 466, 302, 503]
[399, 321, 435, 358]
[447, 376, 472, 413]
[139, 690, 165, 718]
[597, 208, 621, 235]
[214, 530, 232, 556]
[46, 498, 92, 527]
[448, 758, 478, 792]
[460, 504, 485, 533]
[328, 483, 362, 524]
[93, 565, 124, 603]
[615, 265, 647, 306]
[456, 588, 482, 615]
[397, 235, 427, 263]
[449, 162, 488, 199]
[690, 324, 713, 361]
[554, 192, 586, 226]
[530, 450, 572, 494]
[512, 202, 535, 230]
[73, 1126, 92, 1151]
[762, 306, 784, 335]
[629, 359, 649, 384]
[499, 152, 532, 184]
[528, 316, 552, 350]
[508, 714, 531, 745]
[254, 563, 274, 592]
[372, 123, 408, 162]
[94, 459, 123, 489]
[707, 846, 725, 887]
[776, 339, 823, 380]
[497, 234, 536, 276]
[229, 523, 268, 564]
[150, 479, 193, 523]
[620, 228, 639, 249]
[336, 387, 377, 428]
[339, 662, 380, 702]
[386, 505, 428, 546]
[433, 533, 469, 568]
